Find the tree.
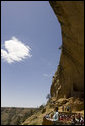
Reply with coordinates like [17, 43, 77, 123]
[16, 116, 21, 125]
[46, 94, 51, 100]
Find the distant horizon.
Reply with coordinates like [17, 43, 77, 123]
[1, 1, 62, 107]
[1, 106, 38, 108]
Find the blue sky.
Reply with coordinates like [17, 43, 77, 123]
[1, 1, 62, 108]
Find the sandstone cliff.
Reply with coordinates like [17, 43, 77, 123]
[49, 1, 84, 99]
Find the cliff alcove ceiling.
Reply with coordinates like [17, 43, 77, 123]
[49, 1, 84, 99]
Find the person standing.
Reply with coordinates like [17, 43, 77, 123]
[62, 106, 64, 112]
[53, 107, 59, 125]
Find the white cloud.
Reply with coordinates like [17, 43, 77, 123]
[1, 37, 32, 63]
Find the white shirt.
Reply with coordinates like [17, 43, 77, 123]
[53, 112, 59, 121]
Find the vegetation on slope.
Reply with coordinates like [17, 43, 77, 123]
[1, 107, 37, 125]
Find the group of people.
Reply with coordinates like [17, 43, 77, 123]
[71, 113, 84, 125]
[59, 113, 84, 125]
[62, 105, 71, 112]
[44, 107, 84, 125]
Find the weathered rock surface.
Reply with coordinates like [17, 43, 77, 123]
[49, 1, 84, 98]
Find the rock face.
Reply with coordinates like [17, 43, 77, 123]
[49, 1, 84, 98]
